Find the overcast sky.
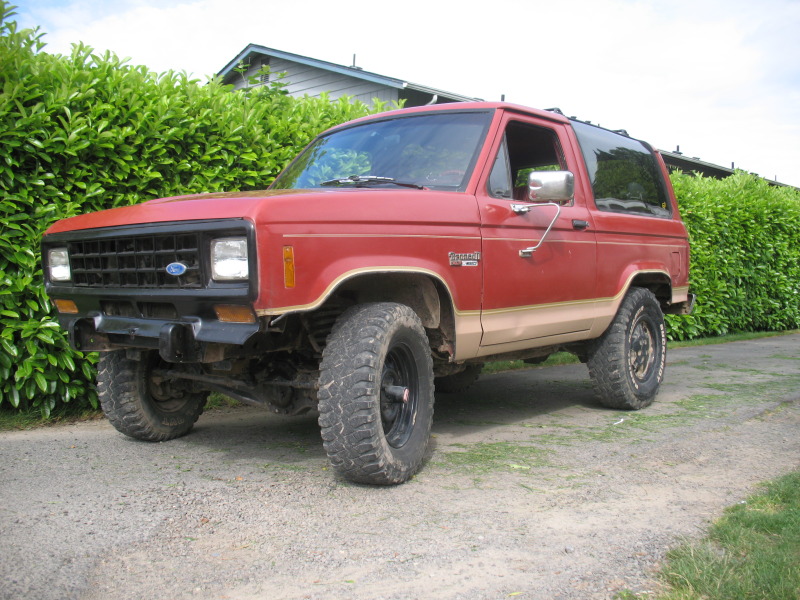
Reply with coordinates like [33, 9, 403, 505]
[12, 0, 800, 188]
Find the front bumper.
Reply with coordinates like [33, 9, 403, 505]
[65, 313, 260, 362]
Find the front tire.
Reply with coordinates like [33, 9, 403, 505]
[97, 350, 208, 441]
[587, 287, 666, 410]
[318, 303, 435, 485]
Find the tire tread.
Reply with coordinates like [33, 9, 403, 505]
[587, 287, 666, 410]
[97, 350, 206, 442]
[318, 303, 434, 485]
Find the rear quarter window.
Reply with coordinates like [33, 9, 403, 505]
[571, 120, 671, 218]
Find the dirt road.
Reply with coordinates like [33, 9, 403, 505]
[1, 335, 798, 600]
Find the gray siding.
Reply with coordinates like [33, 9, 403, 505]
[227, 57, 399, 106]
[274, 59, 396, 104]
[354, 88, 398, 105]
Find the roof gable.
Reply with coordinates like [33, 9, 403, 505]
[217, 44, 480, 103]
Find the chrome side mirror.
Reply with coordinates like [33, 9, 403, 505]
[527, 170, 574, 202]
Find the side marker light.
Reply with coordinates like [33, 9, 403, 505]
[283, 246, 296, 288]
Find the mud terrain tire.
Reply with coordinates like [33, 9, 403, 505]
[318, 303, 435, 485]
[587, 287, 666, 410]
[97, 350, 208, 441]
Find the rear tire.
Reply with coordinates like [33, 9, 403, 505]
[97, 350, 207, 441]
[587, 287, 666, 410]
[318, 303, 435, 485]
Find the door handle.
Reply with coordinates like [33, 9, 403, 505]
[572, 219, 589, 230]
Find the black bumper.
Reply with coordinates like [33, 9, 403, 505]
[65, 313, 260, 362]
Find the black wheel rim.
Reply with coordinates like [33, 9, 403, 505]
[146, 354, 192, 413]
[629, 316, 656, 382]
[380, 341, 419, 448]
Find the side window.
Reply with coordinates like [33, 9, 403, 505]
[572, 120, 671, 218]
[488, 139, 512, 198]
[487, 121, 567, 202]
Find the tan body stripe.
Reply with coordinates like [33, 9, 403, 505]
[256, 267, 688, 361]
[283, 233, 481, 240]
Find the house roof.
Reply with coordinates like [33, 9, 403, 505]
[216, 46, 794, 189]
[660, 150, 794, 188]
[659, 150, 735, 179]
[217, 44, 482, 103]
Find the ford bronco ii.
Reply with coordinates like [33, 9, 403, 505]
[43, 102, 693, 484]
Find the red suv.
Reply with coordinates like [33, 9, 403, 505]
[43, 102, 693, 484]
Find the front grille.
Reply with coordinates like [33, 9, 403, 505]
[69, 233, 202, 288]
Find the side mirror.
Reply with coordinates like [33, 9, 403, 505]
[527, 170, 574, 202]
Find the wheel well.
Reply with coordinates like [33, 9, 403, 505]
[327, 272, 455, 337]
[629, 273, 672, 309]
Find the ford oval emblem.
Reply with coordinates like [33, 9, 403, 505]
[165, 262, 187, 276]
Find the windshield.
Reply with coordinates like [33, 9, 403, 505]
[271, 111, 493, 191]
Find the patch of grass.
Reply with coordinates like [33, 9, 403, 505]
[669, 329, 800, 348]
[549, 367, 800, 451]
[483, 352, 580, 374]
[0, 404, 102, 431]
[769, 354, 800, 361]
[672, 394, 731, 414]
[206, 392, 241, 410]
[704, 373, 800, 400]
[522, 389, 772, 451]
[651, 470, 800, 600]
[437, 441, 552, 474]
[691, 363, 714, 371]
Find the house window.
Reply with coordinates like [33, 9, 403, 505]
[259, 58, 271, 85]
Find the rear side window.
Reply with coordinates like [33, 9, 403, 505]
[572, 120, 670, 218]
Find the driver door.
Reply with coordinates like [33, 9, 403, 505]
[478, 115, 597, 351]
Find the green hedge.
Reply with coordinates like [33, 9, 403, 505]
[666, 171, 800, 340]
[0, 3, 381, 415]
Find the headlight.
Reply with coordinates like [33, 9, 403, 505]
[211, 237, 249, 281]
[48, 248, 71, 282]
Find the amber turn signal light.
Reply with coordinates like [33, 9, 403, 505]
[214, 304, 256, 323]
[54, 299, 79, 314]
[283, 246, 296, 288]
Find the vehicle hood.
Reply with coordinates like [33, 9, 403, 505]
[45, 189, 360, 234]
[43, 188, 454, 235]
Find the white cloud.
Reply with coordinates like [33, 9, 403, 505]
[12, 0, 800, 186]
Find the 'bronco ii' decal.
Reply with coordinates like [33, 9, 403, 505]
[449, 251, 481, 267]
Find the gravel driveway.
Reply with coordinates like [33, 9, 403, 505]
[1, 334, 798, 600]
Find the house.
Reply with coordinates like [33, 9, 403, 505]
[217, 45, 793, 188]
[216, 44, 481, 107]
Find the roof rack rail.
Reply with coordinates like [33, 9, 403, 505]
[558, 112, 634, 139]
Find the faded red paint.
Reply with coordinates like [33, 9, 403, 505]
[43, 102, 691, 359]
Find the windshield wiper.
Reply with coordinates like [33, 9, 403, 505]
[320, 175, 424, 190]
